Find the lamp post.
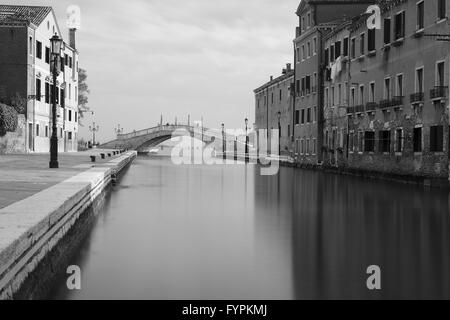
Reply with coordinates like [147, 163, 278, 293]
[89, 122, 100, 147]
[277, 111, 281, 158]
[245, 118, 249, 163]
[222, 123, 226, 160]
[49, 33, 63, 169]
[114, 124, 123, 136]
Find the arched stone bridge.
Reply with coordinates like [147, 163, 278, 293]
[100, 125, 225, 153]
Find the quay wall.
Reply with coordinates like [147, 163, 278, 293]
[0, 151, 137, 299]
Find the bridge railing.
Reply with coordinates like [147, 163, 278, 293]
[118, 125, 203, 140]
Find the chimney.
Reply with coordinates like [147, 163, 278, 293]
[270, 76, 273, 81]
[282, 68, 286, 75]
[286, 63, 292, 72]
[69, 28, 76, 49]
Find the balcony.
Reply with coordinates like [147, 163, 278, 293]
[430, 86, 447, 100]
[410, 92, 425, 104]
[347, 106, 355, 114]
[366, 102, 378, 112]
[379, 96, 404, 109]
[355, 104, 365, 113]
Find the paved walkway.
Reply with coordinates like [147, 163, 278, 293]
[0, 149, 125, 209]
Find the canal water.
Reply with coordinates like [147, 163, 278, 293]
[49, 156, 450, 300]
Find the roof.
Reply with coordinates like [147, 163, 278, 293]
[254, 70, 295, 93]
[296, 0, 376, 15]
[0, 5, 52, 26]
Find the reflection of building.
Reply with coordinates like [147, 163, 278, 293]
[0, 5, 79, 153]
[255, 0, 450, 182]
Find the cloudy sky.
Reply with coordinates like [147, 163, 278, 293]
[14, 0, 299, 142]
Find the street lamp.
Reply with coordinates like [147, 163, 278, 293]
[114, 124, 123, 136]
[277, 111, 281, 157]
[49, 33, 63, 169]
[245, 118, 249, 163]
[89, 122, 100, 147]
[222, 123, 226, 160]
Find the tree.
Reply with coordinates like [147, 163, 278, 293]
[78, 68, 90, 123]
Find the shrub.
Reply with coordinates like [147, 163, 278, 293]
[0, 103, 18, 136]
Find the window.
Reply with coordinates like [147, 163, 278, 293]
[396, 74, 404, 96]
[368, 29, 376, 52]
[313, 139, 316, 155]
[351, 38, 356, 59]
[430, 125, 444, 152]
[296, 47, 300, 63]
[359, 85, 365, 105]
[417, 1, 424, 30]
[45, 82, 50, 103]
[68, 132, 73, 140]
[69, 56, 73, 68]
[36, 78, 41, 101]
[364, 131, 375, 152]
[338, 84, 342, 105]
[271, 92, 274, 104]
[45, 47, 50, 64]
[313, 37, 317, 55]
[395, 129, 403, 152]
[343, 37, 349, 57]
[306, 75, 311, 94]
[325, 48, 329, 65]
[69, 110, 72, 121]
[302, 17, 305, 31]
[279, 89, 282, 101]
[437, 62, 445, 87]
[325, 88, 329, 107]
[45, 125, 48, 138]
[379, 130, 391, 153]
[370, 82, 375, 102]
[65, 53, 69, 66]
[313, 106, 317, 122]
[395, 11, 405, 40]
[307, 108, 311, 123]
[335, 41, 341, 59]
[438, 0, 446, 20]
[416, 68, 424, 93]
[302, 45, 305, 61]
[384, 18, 391, 44]
[330, 45, 335, 62]
[307, 42, 311, 58]
[295, 110, 300, 125]
[69, 84, 72, 99]
[332, 86, 335, 106]
[384, 78, 391, 99]
[36, 41, 42, 59]
[351, 87, 356, 106]
[307, 13, 311, 28]
[29, 36, 33, 55]
[36, 124, 40, 137]
[360, 33, 365, 55]
[413, 127, 422, 152]
[301, 109, 305, 124]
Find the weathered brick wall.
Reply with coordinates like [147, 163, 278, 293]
[0, 114, 26, 154]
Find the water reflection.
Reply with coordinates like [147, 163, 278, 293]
[50, 157, 450, 300]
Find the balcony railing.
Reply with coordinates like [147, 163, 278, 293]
[347, 106, 355, 114]
[355, 104, 365, 113]
[379, 96, 404, 109]
[430, 86, 447, 100]
[366, 102, 378, 111]
[410, 92, 425, 104]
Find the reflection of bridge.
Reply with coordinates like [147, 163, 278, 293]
[100, 125, 235, 153]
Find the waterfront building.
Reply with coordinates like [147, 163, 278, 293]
[0, 5, 79, 153]
[293, 0, 375, 165]
[323, 0, 450, 182]
[254, 64, 294, 156]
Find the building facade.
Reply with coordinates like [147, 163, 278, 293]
[0, 5, 79, 153]
[293, 0, 375, 165]
[255, 0, 450, 182]
[254, 64, 294, 156]
[323, 0, 450, 181]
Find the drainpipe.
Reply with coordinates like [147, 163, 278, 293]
[292, 39, 297, 159]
